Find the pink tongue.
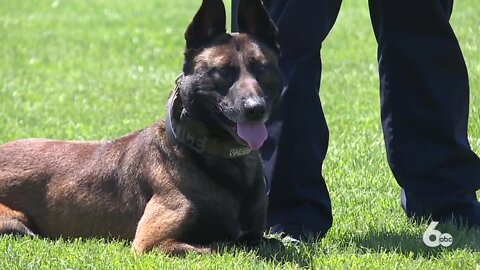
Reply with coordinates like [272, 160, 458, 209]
[236, 122, 268, 150]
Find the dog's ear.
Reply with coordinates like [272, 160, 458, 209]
[237, 0, 279, 53]
[185, 0, 226, 49]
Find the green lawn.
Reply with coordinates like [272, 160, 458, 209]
[1, 0, 479, 269]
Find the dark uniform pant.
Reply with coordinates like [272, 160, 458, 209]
[234, 0, 480, 236]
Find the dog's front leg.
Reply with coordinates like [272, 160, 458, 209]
[236, 193, 284, 251]
[236, 176, 269, 246]
[132, 195, 211, 255]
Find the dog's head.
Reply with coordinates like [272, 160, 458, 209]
[178, 0, 283, 150]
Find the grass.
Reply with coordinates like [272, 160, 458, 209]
[1, 0, 479, 269]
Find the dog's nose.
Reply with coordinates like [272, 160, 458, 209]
[244, 98, 266, 121]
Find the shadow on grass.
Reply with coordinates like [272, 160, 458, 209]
[349, 224, 480, 258]
[223, 222, 480, 264]
[216, 237, 319, 267]
[255, 239, 318, 267]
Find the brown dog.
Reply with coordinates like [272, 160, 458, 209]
[0, 0, 283, 255]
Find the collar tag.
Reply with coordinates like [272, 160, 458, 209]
[229, 147, 252, 157]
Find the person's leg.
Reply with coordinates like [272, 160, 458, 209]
[258, 0, 342, 239]
[369, 0, 480, 224]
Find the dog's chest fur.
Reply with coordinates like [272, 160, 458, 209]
[151, 123, 266, 243]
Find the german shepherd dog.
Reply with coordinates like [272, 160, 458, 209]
[0, 0, 283, 255]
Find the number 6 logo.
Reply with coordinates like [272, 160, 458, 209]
[423, 221, 453, 247]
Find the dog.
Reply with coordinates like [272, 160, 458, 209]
[0, 0, 283, 255]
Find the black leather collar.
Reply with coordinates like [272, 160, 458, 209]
[165, 74, 252, 158]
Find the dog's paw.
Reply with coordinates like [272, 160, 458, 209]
[258, 236, 285, 250]
[236, 233, 285, 251]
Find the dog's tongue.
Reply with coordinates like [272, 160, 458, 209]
[236, 122, 268, 150]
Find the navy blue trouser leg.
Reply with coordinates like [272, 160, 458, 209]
[369, 0, 480, 223]
[259, 0, 342, 237]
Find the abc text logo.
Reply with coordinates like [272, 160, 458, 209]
[422, 221, 453, 247]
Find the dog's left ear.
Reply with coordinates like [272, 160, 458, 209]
[185, 0, 226, 49]
[237, 0, 279, 53]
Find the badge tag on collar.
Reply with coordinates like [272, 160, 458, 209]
[228, 147, 251, 157]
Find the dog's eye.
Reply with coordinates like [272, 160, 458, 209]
[212, 67, 231, 80]
[258, 63, 268, 73]
[252, 61, 268, 74]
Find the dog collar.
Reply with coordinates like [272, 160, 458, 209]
[165, 74, 252, 159]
